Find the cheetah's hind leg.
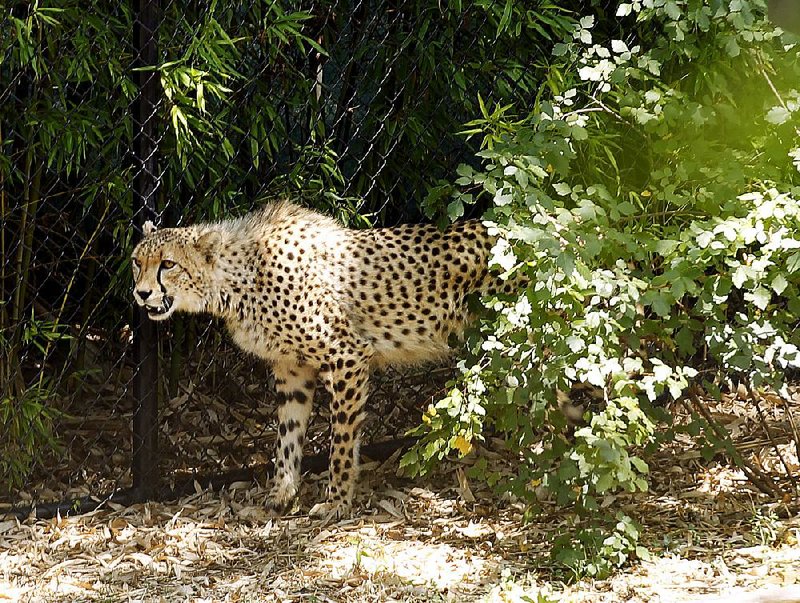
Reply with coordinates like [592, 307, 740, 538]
[313, 350, 370, 520]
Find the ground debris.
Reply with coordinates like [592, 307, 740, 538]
[2, 383, 800, 601]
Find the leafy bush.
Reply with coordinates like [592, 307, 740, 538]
[0, 318, 65, 490]
[0, 385, 61, 492]
[552, 513, 649, 580]
[407, 0, 800, 577]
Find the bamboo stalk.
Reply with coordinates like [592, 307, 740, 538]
[8, 148, 41, 396]
[38, 198, 111, 392]
[0, 120, 8, 393]
[10, 150, 32, 340]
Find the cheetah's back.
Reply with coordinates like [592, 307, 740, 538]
[339, 221, 494, 366]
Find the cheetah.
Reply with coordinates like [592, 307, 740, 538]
[131, 200, 518, 517]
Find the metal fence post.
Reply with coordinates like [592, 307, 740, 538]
[132, 0, 160, 501]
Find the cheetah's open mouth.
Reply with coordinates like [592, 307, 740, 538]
[145, 296, 173, 318]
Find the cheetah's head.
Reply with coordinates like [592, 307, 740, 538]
[131, 221, 221, 321]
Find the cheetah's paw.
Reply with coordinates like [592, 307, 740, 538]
[309, 500, 352, 521]
[265, 483, 298, 517]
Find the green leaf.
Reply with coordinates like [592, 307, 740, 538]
[745, 287, 771, 310]
[553, 42, 569, 56]
[447, 199, 465, 220]
[616, 201, 637, 216]
[456, 164, 474, 178]
[766, 106, 792, 125]
[772, 274, 788, 295]
[553, 182, 572, 196]
[664, 1, 681, 20]
[496, 0, 513, 38]
[787, 252, 800, 273]
[643, 291, 672, 317]
[676, 327, 695, 356]
[725, 37, 740, 57]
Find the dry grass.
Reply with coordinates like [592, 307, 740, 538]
[4, 386, 800, 602]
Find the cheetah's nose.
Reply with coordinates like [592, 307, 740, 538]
[137, 289, 152, 300]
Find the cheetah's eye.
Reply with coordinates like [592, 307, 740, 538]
[161, 259, 177, 270]
[132, 258, 141, 270]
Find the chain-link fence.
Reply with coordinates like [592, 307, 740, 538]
[1, 0, 580, 518]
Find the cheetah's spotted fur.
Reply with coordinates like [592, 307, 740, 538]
[132, 201, 517, 517]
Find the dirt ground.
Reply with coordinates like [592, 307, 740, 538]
[3, 390, 800, 602]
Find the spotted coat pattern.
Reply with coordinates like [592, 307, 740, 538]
[131, 201, 517, 517]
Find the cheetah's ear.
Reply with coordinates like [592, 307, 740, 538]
[195, 230, 221, 263]
[143, 220, 157, 236]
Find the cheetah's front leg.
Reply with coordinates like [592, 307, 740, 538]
[266, 363, 317, 515]
[310, 354, 370, 519]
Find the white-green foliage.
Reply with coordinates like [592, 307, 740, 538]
[408, 0, 800, 576]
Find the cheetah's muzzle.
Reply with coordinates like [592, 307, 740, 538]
[144, 295, 173, 317]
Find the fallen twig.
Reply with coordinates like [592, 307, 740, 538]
[751, 388, 797, 496]
[687, 389, 779, 497]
